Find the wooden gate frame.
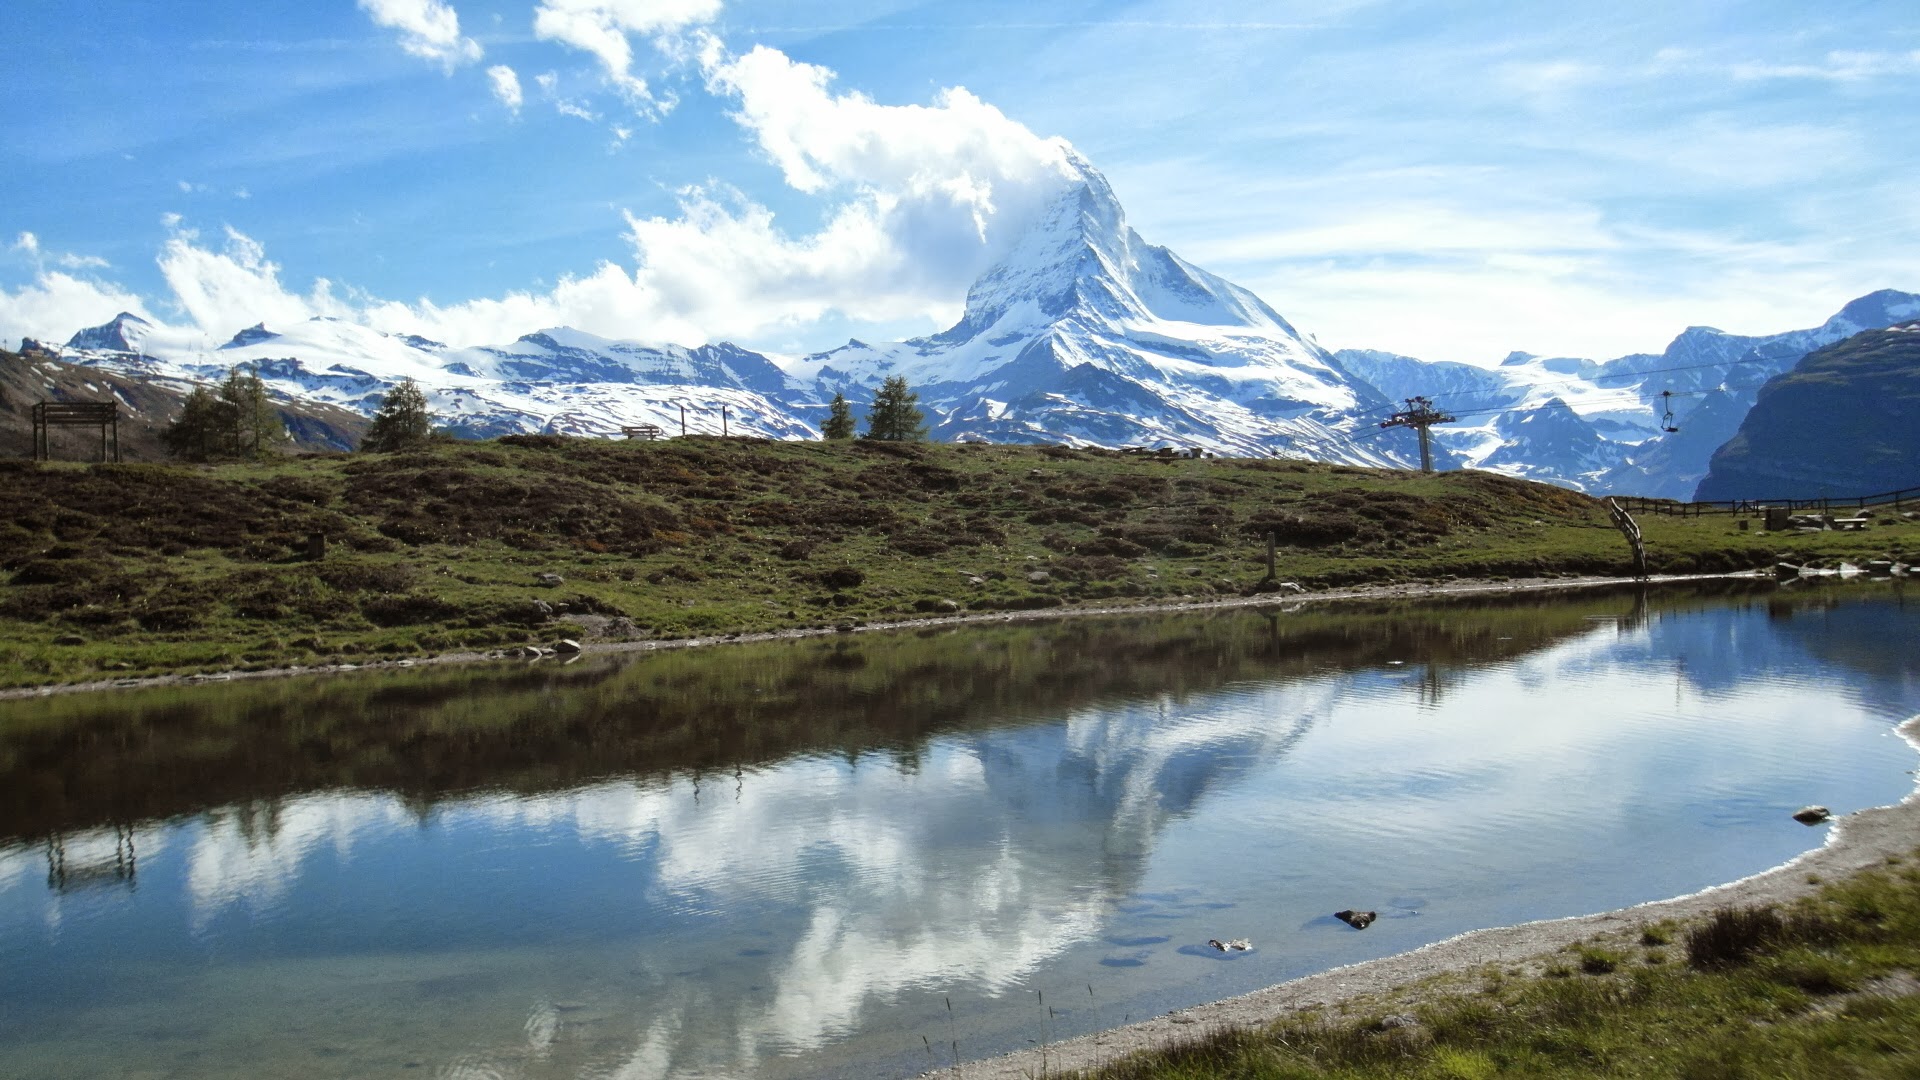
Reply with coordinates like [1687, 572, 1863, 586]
[31, 401, 120, 463]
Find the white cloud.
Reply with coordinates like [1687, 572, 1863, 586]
[7, 230, 109, 272]
[5, 40, 1090, 352]
[0, 270, 153, 351]
[157, 223, 351, 337]
[357, 0, 483, 70]
[532, 0, 721, 108]
[486, 64, 523, 114]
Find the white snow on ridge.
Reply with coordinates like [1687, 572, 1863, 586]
[44, 156, 1918, 486]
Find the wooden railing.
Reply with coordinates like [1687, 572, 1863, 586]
[1608, 485, 1920, 518]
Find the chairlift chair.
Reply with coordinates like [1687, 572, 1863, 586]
[1659, 390, 1680, 433]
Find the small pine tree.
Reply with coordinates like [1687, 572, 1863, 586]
[162, 385, 237, 462]
[360, 378, 434, 452]
[862, 376, 927, 442]
[218, 365, 288, 458]
[821, 392, 855, 440]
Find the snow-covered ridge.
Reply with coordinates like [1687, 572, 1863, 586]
[1335, 287, 1920, 496]
[41, 156, 1919, 490]
[50, 154, 1432, 465]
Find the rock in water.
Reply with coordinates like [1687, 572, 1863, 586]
[1792, 805, 1832, 825]
[1335, 909, 1378, 929]
[1206, 938, 1252, 952]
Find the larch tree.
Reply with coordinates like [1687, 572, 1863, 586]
[821, 392, 856, 440]
[163, 366, 285, 460]
[360, 378, 434, 452]
[862, 376, 927, 442]
[218, 365, 288, 458]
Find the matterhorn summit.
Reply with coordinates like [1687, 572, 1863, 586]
[796, 153, 1415, 460]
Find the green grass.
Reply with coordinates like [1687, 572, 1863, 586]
[1084, 854, 1920, 1080]
[1, 436, 1913, 688]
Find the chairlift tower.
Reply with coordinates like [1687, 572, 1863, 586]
[1379, 396, 1456, 473]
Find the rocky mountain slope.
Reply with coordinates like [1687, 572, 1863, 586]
[1694, 323, 1920, 501]
[0, 343, 365, 460]
[1335, 289, 1920, 498]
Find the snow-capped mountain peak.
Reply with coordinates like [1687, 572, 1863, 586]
[65, 311, 153, 354]
[943, 153, 1288, 343]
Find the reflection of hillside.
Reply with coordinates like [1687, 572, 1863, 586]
[1763, 585, 1920, 699]
[1599, 583, 1918, 702]
[0, 581, 1779, 844]
[3, 579, 1911, 1080]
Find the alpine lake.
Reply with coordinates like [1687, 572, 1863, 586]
[2, 579, 1917, 1080]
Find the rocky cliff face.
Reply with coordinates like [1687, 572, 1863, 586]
[1693, 324, 1920, 501]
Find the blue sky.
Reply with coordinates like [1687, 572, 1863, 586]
[2, 0, 1915, 364]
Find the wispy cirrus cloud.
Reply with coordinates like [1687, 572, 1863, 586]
[1731, 48, 1920, 82]
[532, 0, 722, 110]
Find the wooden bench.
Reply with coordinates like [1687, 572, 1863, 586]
[1833, 517, 1870, 531]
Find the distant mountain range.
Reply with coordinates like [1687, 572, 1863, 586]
[1695, 322, 1920, 501]
[21, 151, 1918, 499]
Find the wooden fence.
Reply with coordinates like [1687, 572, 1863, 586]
[1609, 485, 1920, 519]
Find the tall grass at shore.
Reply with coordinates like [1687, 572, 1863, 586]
[1084, 854, 1920, 1079]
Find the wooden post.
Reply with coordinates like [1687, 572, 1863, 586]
[1606, 498, 1648, 580]
[306, 532, 327, 561]
[1265, 530, 1276, 581]
[722, 404, 730, 437]
[679, 403, 687, 437]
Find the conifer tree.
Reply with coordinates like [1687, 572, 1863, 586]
[821, 392, 855, 440]
[162, 385, 236, 462]
[360, 378, 434, 452]
[218, 365, 287, 458]
[862, 376, 927, 442]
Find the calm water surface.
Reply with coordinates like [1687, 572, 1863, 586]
[1, 582, 1917, 1079]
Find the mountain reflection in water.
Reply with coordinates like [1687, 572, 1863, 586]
[0, 581, 1915, 1080]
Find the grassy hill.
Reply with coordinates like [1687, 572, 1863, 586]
[2, 434, 1913, 688]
